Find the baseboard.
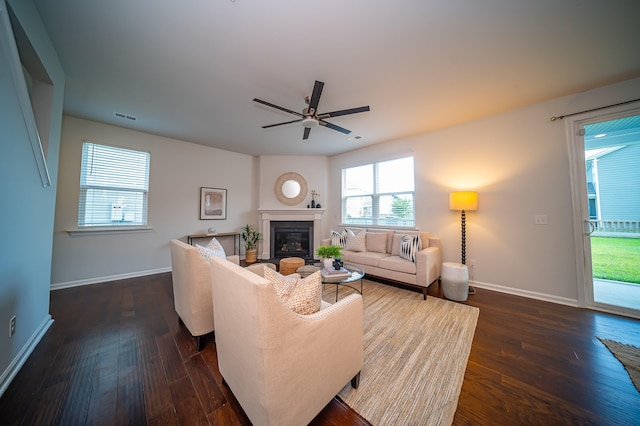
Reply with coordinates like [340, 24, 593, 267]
[50, 267, 172, 291]
[471, 280, 579, 307]
[0, 314, 53, 398]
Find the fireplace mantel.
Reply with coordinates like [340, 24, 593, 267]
[258, 208, 324, 260]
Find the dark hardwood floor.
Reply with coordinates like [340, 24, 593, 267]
[1, 273, 639, 425]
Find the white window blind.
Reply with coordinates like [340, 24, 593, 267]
[342, 156, 415, 227]
[78, 142, 150, 227]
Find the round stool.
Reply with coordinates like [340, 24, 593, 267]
[279, 257, 305, 275]
[441, 262, 469, 302]
[296, 264, 321, 278]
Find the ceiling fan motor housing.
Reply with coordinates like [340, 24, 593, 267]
[302, 116, 319, 128]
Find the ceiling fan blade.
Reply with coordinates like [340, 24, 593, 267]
[319, 120, 351, 135]
[318, 105, 370, 119]
[262, 119, 303, 129]
[303, 127, 312, 140]
[253, 98, 303, 117]
[307, 81, 324, 114]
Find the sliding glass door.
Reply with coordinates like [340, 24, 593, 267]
[568, 107, 640, 319]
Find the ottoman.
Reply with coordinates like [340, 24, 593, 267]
[279, 257, 305, 275]
[441, 262, 469, 302]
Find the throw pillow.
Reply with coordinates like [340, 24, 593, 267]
[399, 234, 422, 262]
[345, 228, 367, 252]
[264, 268, 322, 315]
[196, 244, 225, 261]
[330, 229, 348, 248]
[206, 237, 226, 258]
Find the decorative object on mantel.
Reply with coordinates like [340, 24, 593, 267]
[310, 189, 319, 208]
[275, 172, 308, 206]
[200, 187, 227, 220]
[316, 245, 342, 269]
[207, 226, 216, 234]
[241, 224, 261, 263]
[315, 203, 321, 208]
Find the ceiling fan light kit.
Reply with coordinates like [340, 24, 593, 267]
[254, 80, 370, 140]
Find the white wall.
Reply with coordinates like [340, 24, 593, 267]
[329, 77, 640, 305]
[0, 0, 64, 396]
[51, 116, 258, 287]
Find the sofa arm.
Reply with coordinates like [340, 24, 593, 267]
[415, 246, 442, 286]
[226, 255, 240, 265]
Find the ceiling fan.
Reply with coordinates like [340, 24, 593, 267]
[253, 80, 370, 140]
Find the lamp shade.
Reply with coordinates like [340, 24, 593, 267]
[450, 191, 478, 211]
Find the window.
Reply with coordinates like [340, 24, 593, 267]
[78, 142, 150, 228]
[342, 156, 415, 227]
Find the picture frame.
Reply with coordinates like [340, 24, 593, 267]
[200, 187, 227, 220]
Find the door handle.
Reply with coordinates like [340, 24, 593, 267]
[584, 220, 595, 236]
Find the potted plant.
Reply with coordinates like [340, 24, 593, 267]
[241, 224, 261, 264]
[316, 245, 342, 269]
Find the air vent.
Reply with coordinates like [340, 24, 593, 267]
[348, 135, 363, 142]
[114, 112, 137, 121]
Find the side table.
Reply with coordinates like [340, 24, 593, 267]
[441, 262, 469, 302]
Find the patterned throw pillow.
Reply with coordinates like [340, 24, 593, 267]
[399, 234, 422, 262]
[344, 228, 367, 252]
[264, 268, 322, 315]
[196, 244, 225, 261]
[206, 237, 226, 258]
[331, 229, 348, 248]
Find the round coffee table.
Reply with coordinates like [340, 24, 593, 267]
[321, 264, 365, 302]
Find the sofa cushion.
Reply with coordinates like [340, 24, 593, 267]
[331, 229, 348, 248]
[366, 232, 388, 253]
[378, 255, 418, 274]
[264, 268, 322, 315]
[345, 228, 367, 252]
[348, 251, 388, 267]
[196, 243, 225, 261]
[400, 234, 422, 262]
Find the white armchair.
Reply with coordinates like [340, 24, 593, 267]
[169, 239, 239, 350]
[209, 256, 363, 426]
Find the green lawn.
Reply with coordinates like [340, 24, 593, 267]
[591, 236, 640, 284]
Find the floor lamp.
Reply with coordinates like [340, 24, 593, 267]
[450, 191, 478, 293]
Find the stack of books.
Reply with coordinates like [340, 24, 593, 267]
[321, 267, 350, 278]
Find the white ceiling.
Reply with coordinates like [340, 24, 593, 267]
[33, 0, 640, 156]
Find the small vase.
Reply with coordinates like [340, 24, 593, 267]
[311, 199, 316, 208]
[323, 258, 333, 269]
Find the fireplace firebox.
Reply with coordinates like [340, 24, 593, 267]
[270, 221, 314, 261]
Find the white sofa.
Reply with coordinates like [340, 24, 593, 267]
[169, 239, 239, 350]
[323, 228, 442, 299]
[209, 256, 363, 426]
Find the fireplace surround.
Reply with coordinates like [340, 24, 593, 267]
[259, 208, 324, 261]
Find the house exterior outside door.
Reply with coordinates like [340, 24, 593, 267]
[567, 107, 640, 319]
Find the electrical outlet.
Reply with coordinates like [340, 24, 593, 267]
[468, 259, 476, 269]
[534, 214, 548, 225]
[9, 316, 16, 338]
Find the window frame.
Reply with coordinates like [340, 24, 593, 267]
[75, 141, 151, 232]
[341, 156, 416, 228]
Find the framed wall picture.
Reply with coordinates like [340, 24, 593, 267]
[200, 187, 227, 220]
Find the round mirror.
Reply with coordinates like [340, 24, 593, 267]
[282, 180, 301, 198]
[275, 172, 307, 206]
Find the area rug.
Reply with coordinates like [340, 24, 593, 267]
[598, 337, 640, 392]
[325, 280, 479, 425]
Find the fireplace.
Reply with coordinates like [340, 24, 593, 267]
[270, 221, 314, 260]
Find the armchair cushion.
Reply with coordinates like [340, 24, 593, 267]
[264, 268, 322, 315]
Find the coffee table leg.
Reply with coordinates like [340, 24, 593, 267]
[336, 284, 339, 303]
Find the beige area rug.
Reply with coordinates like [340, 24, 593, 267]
[598, 337, 640, 392]
[324, 280, 479, 426]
